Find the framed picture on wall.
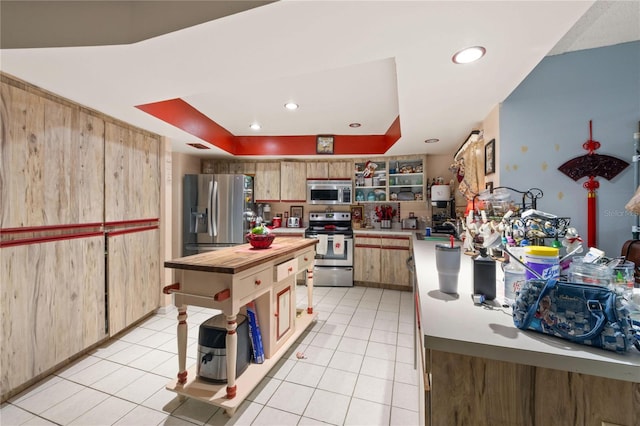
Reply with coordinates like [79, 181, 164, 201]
[484, 139, 495, 175]
[350, 205, 364, 223]
[316, 135, 334, 154]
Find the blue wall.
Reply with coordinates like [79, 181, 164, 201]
[500, 41, 640, 256]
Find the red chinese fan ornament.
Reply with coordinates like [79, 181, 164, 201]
[558, 120, 628, 247]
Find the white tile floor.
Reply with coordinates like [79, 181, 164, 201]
[1, 286, 419, 425]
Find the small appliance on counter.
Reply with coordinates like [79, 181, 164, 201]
[401, 212, 418, 229]
[272, 216, 282, 228]
[287, 216, 301, 228]
[197, 314, 251, 383]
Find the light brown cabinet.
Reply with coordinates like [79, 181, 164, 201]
[328, 161, 353, 179]
[306, 161, 352, 179]
[354, 234, 411, 289]
[1, 75, 162, 401]
[354, 236, 382, 283]
[228, 162, 256, 175]
[380, 236, 411, 288]
[255, 162, 281, 202]
[306, 162, 329, 179]
[280, 161, 306, 201]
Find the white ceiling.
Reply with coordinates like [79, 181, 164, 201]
[1, 1, 639, 159]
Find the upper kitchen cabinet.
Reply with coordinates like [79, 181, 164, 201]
[228, 161, 256, 175]
[354, 160, 387, 202]
[202, 160, 256, 175]
[306, 162, 328, 179]
[104, 124, 160, 222]
[0, 80, 105, 228]
[328, 161, 353, 179]
[255, 162, 281, 202]
[280, 161, 306, 202]
[388, 157, 424, 202]
[307, 161, 353, 179]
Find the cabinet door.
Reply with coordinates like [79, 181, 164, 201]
[202, 160, 228, 174]
[329, 161, 353, 180]
[306, 162, 328, 179]
[354, 236, 381, 283]
[270, 278, 295, 357]
[280, 162, 306, 201]
[380, 237, 411, 288]
[228, 162, 256, 175]
[255, 162, 280, 202]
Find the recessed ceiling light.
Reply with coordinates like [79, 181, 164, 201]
[284, 102, 299, 110]
[250, 123, 261, 130]
[452, 46, 486, 64]
[349, 122, 361, 128]
[424, 138, 440, 143]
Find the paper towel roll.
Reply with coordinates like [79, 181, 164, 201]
[431, 185, 451, 201]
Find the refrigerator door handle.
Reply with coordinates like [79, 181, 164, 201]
[211, 180, 219, 237]
[208, 180, 214, 237]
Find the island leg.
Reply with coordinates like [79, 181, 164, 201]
[176, 305, 188, 385]
[225, 313, 238, 399]
[306, 268, 314, 314]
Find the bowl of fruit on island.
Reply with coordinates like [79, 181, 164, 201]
[246, 225, 275, 249]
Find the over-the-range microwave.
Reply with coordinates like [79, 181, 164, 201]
[307, 180, 352, 205]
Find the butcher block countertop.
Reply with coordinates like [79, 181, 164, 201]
[165, 238, 317, 274]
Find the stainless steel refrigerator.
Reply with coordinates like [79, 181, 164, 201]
[183, 174, 254, 256]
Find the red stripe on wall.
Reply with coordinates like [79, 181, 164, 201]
[104, 218, 159, 227]
[1, 222, 103, 234]
[0, 232, 104, 248]
[108, 225, 159, 237]
[136, 98, 402, 156]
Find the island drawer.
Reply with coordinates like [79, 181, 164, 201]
[275, 258, 297, 282]
[236, 266, 272, 301]
[296, 249, 314, 271]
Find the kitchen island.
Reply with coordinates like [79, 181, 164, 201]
[163, 238, 317, 415]
[412, 236, 640, 426]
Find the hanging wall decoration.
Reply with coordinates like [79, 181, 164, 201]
[558, 120, 629, 248]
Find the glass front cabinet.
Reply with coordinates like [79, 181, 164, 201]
[354, 157, 424, 203]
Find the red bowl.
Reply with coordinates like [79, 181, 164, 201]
[246, 233, 275, 249]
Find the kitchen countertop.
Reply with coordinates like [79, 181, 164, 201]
[165, 238, 316, 274]
[353, 228, 414, 236]
[412, 235, 640, 383]
[268, 227, 306, 235]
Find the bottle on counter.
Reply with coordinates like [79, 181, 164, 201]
[473, 248, 496, 300]
[504, 247, 526, 306]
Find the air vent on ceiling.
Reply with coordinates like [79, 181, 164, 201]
[187, 143, 210, 150]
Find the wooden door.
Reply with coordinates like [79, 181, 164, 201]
[306, 162, 328, 179]
[380, 236, 411, 288]
[354, 236, 381, 283]
[280, 161, 306, 201]
[255, 162, 280, 202]
[329, 161, 353, 179]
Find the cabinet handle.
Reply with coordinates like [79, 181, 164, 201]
[274, 312, 279, 317]
[303, 257, 308, 261]
[255, 279, 261, 285]
[288, 267, 293, 272]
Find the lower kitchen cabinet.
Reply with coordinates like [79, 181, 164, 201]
[354, 236, 382, 283]
[0, 236, 107, 400]
[380, 235, 411, 289]
[354, 234, 411, 289]
[107, 228, 161, 336]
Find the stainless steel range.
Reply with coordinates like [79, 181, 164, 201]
[305, 211, 353, 287]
